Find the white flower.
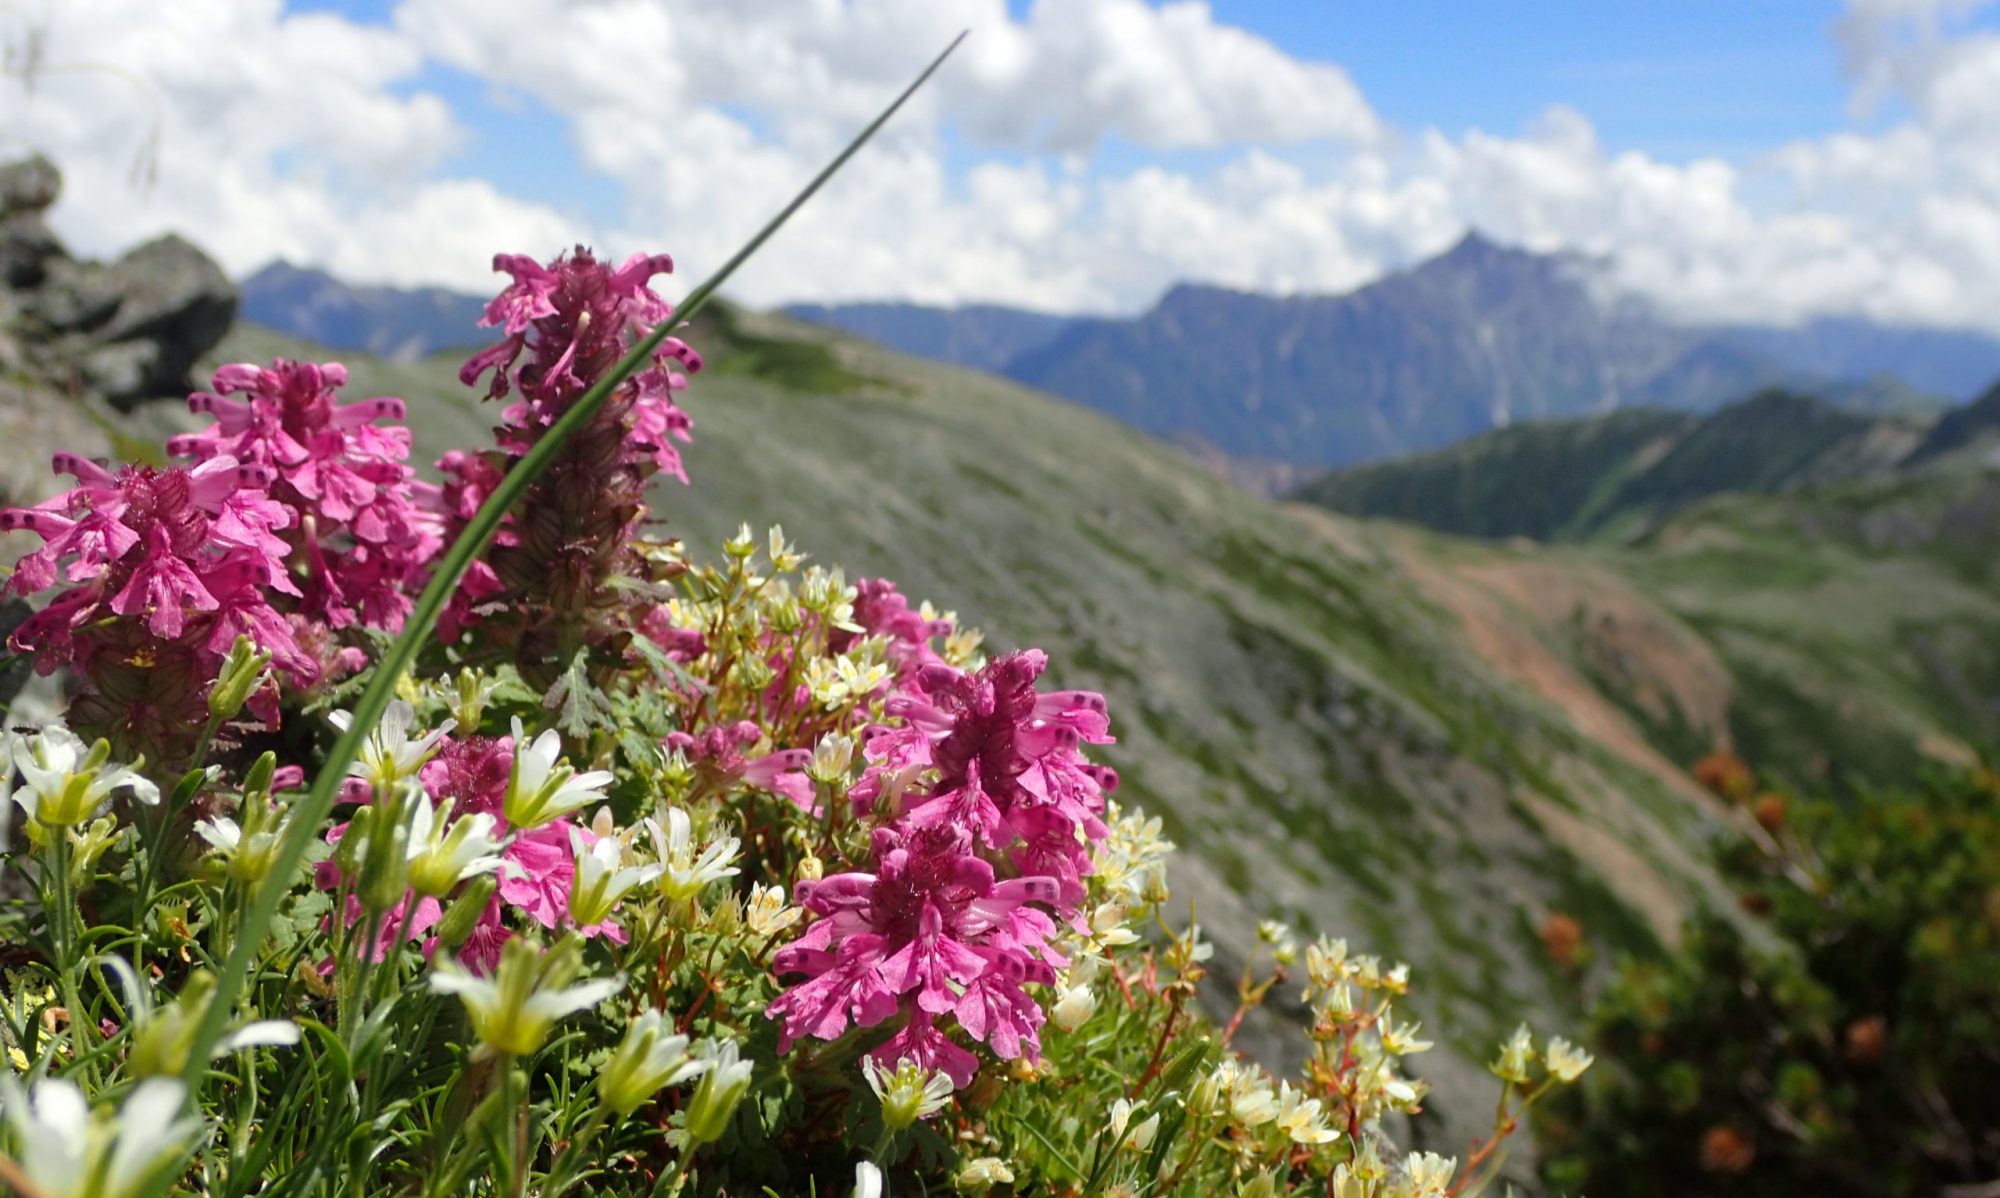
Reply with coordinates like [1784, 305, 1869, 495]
[854, 1161, 884, 1198]
[330, 700, 454, 789]
[568, 828, 663, 926]
[644, 807, 741, 902]
[430, 936, 622, 1058]
[1273, 1082, 1339, 1145]
[406, 794, 508, 898]
[1402, 1151, 1458, 1197]
[954, 1158, 1013, 1194]
[599, 1010, 711, 1116]
[1545, 1036, 1595, 1083]
[1227, 1067, 1279, 1128]
[1108, 1098, 1159, 1151]
[744, 882, 802, 936]
[0, 1076, 201, 1198]
[1050, 978, 1098, 1033]
[10, 725, 158, 830]
[865, 1057, 953, 1130]
[502, 718, 614, 829]
[1381, 1013, 1433, 1057]
[683, 1037, 755, 1144]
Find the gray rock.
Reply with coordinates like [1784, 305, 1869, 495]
[78, 338, 158, 402]
[0, 154, 60, 216]
[93, 234, 237, 406]
[21, 256, 124, 333]
[0, 211, 67, 288]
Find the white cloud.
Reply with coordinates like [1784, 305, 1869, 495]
[10, 0, 2000, 333]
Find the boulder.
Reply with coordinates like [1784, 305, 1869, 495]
[0, 212, 68, 288]
[0, 154, 60, 216]
[92, 234, 238, 407]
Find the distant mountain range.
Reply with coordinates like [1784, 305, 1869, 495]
[239, 261, 489, 361]
[789, 233, 2000, 470]
[239, 240, 2000, 474]
[1296, 381, 2000, 543]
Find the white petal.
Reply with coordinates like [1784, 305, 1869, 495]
[214, 1021, 302, 1054]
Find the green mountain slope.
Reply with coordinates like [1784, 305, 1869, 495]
[208, 312, 1741, 1156]
[1299, 389, 1931, 543]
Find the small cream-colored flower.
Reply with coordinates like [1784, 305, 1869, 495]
[1545, 1035, 1595, 1083]
[1273, 1081, 1339, 1145]
[745, 882, 802, 936]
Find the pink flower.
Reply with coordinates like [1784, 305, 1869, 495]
[836, 580, 955, 681]
[767, 824, 1063, 1080]
[172, 358, 440, 634]
[855, 651, 1115, 904]
[1, 453, 315, 756]
[668, 723, 815, 813]
[458, 247, 699, 479]
[419, 735, 515, 820]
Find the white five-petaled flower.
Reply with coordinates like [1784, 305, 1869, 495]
[598, 1009, 712, 1116]
[1273, 1081, 1339, 1145]
[1107, 1097, 1160, 1152]
[1544, 1036, 1595, 1083]
[430, 936, 623, 1058]
[644, 807, 741, 902]
[9, 725, 159, 830]
[744, 881, 802, 936]
[568, 828, 663, 927]
[503, 718, 614, 829]
[330, 701, 454, 789]
[0, 1076, 202, 1198]
[1402, 1151, 1458, 1197]
[406, 793, 509, 898]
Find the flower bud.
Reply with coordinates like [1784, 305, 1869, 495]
[434, 876, 498, 950]
[355, 786, 414, 916]
[207, 635, 272, 721]
[242, 751, 278, 798]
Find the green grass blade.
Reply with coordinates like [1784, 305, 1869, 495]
[175, 30, 966, 1100]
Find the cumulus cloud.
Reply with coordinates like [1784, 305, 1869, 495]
[10, 0, 2000, 332]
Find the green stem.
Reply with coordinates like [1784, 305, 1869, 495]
[171, 33, 965, 1103]
[45, 834, 100, 1081]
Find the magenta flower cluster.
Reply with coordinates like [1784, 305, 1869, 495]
[1, 358, 439, 757]
[170, 360, 440, 633]
[768, 649, 1117, 1087]
[433, 247, 702, 677]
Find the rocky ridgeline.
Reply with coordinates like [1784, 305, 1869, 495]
[0, 153, 236, 507]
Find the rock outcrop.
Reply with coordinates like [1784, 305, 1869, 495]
[0, 154, 237, 416]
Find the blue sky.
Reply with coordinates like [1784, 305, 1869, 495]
[16, 1, 2000, 329]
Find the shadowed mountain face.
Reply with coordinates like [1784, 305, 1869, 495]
[1296, 389, 1936, 543]
[239, 261, 489, 361]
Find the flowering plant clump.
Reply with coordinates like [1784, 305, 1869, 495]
[0, 59, 1588, 1198]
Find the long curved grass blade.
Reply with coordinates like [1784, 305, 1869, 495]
[176, 31, 967, 1097]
